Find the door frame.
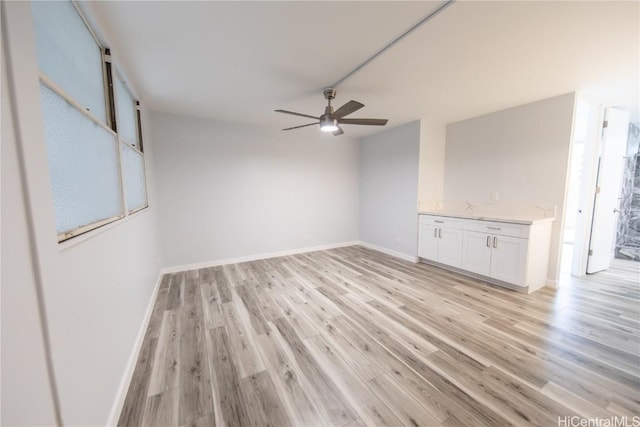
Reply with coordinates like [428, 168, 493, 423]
[559, 99, 603, 279]
[585, 107, 629, 273]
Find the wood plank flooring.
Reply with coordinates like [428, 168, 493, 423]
[118, 246, 640, 427]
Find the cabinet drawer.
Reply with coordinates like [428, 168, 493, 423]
[463, 219, 530, 239]
[419, 215, 464, 229]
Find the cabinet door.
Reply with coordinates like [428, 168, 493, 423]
[437, 227, 463, 268]
[418, 223, 439, 261]
[461, 231, 492, 276]
[490, 235, 528, 286]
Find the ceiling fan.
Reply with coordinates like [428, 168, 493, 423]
[275, 88, 388, 136]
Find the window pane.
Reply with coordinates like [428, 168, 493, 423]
[39, 83, 123, 234]
[115, 76, 139, 147]
[121, 144, 148, 212]
[31, 0, 107, 123]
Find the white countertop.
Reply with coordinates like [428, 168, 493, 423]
[418, 210, 555, 225]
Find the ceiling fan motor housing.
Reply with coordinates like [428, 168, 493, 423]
[323, 87, 336, 101]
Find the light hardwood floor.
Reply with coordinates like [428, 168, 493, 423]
[118, 246, 640, 427]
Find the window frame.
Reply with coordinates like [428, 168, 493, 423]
[113, 69, 142, 151]
[112, 69, 150, 215]
[34, 0, 149, 243]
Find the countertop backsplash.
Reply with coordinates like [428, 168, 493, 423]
[418, 200, 557, 222]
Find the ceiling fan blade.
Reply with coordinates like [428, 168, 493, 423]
[332, 126, 344, 136]
[275, 109, 319, 120]
[333, 100, 364, 118]
[282, 122, 318, 131]
[338, 118, 388, 126]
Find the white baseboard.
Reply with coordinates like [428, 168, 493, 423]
[545, 278, 558, 288]
[161, 241, 361, 274]
[107, 271, 164, 426]
[357, 241, 419, 263]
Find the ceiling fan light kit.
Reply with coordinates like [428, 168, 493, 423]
[275, 87, 388, 136]
[320, 116, 339, 132]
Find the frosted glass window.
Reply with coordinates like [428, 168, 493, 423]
[121, 144, 148, 212]
[39, 83, 123, 235]
[31, 0, 107, 123]
[115, 76, 139, 147]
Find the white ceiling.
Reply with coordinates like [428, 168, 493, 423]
[85, 1, 639, 138]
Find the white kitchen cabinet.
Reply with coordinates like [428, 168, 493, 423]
[418, 215, 463, 268]
[438, 227, 464, 267]
[418, 213, 553, 293]
[461, 230, 492, 276]
[462, 231, 528, 286]
[490, 234, 528, 285]
[418, 223, 439, 261]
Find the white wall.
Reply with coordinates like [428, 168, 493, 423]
[418, 118, 447, 206]
[2, 2, 163, 425]
[443, 93, 576, 283]
[359, 121, 421, 260]
[150, 111, 360, 267]
[1, 38, 59, 427]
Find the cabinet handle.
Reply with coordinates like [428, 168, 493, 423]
[434, 228, 438, 238]
[435, 220, 445, 224]
[493, 236, 498, 248]
[486, 236, 491, 247]
[438, 228, 442, 238]
[487, 226, 501, 230]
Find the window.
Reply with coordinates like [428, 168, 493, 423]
[31, 0, 148, 242]
[114, 74, 149, 213]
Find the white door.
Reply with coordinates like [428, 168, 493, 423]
[490, 235, 528, 286]
[438, 227, 463, 268]
[587, 108, 629, 274]
[418, 223, 439, 262]
[461, 231, 492, 276]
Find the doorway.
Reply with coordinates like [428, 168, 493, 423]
[560, 101, 637, 279]
[560, 99, 598, 279]
[586, 107, 630, 273]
